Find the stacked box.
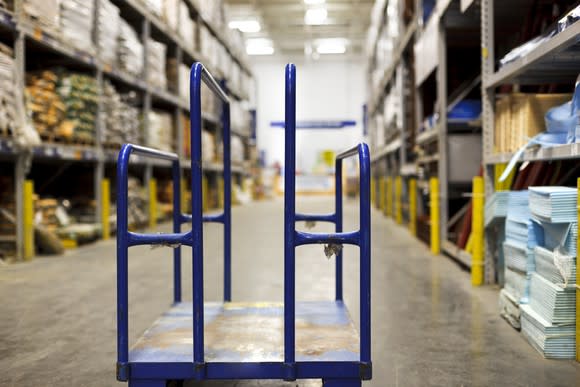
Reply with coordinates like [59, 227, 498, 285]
[118, 19, 144, 77]
[146, 38, 167, 90]
[97, 0, 120, 66]
[23, 0, 60, 34]
[494, 93, 571, 153]
[127, 177, 147, 227]
[178, 1, 196, 52]
[167, 60, 189, 103]
[200, 25, 217, 69]
[146, 110, 173, 152]
[231, 100, 250, 134]
[60, 0, 94, 53]
[162, 0, 178, 30]
[142, 0, 162, 17]
[231, 135, 244, 164]
[0, 44, 18, 137]
[102, 81, 141, 145]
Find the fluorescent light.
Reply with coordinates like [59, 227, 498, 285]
[316, 38, 347, 54]
[246, 38, 274, 55]
[304, 0, 325, 4]
[228, 20, 261, 33]
[305, 7, 327, 25]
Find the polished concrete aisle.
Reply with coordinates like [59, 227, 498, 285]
[1, 197, 579, 386]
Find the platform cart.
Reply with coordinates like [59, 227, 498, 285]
[116, 63, 372, 386]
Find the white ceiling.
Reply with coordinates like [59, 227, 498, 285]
[224, 0, 374, 56]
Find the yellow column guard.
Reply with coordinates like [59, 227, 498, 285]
[471, 176, 484, 286]
[429, 177, 440, 255]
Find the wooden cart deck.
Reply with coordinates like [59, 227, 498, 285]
[130, 301, 360, 364]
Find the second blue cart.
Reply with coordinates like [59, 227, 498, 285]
[116, 63, 372, 386]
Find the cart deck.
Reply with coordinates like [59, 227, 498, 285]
[116, 63, 371, 386]
[131, 301, 359, 364]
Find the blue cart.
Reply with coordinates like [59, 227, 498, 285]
[116, 63, 372, 387]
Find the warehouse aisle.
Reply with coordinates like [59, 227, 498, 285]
[1, 197, 579, 386]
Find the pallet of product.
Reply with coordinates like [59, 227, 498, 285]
[493, 93, 571, 153]
[520, 304, 576, 359]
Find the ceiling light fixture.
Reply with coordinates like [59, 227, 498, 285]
[246, 38, 275, 55]
[304, 7, 327, 25]
[228, 20, 261, 33]
[316, 38, 347, 54]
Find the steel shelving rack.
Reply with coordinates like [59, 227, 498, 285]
[0, 0, 256, 261]
[368, 0, 580, 285]
[367, 0, 482, 269]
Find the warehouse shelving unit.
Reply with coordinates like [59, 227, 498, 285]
[480, 0, 580, 282]
[0, 0, 256, 261]
[367, 0, 482, 269]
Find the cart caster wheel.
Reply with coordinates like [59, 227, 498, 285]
[166, 381, 183, 387]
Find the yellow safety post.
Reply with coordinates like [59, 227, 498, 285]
[232, 178, 238, 205]
[379, 177, 386, 214]
[23, 180, 34, 260]
[218, 178, 224, 209]
[395, 176, 403, 224]
[148, 178, 157, 229]
[576, 178, 580, 362]
[370, 177, 376, 207]
[429, 177, 440, 255]
[409, 178, 417, 236]
[471, 176, 484, 286]
[180, 178, 188, 212]
[101, 179, 110, 240]
[386, 177, 393, 217]
[202, 176, 209, 212]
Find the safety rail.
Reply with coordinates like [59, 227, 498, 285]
[116, 63, 231, 381]
[283, 63, 372, 379]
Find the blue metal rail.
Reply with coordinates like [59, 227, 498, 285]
[116, 63, 232, 381]
[283, 63, 372, 378]
[116, 62, 372, 385]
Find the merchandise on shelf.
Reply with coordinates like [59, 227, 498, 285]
[231, 135, 244, 164]
[102, 81, 141, 145]
[118, 19, 144, 77]
[142, 0, 163, 17]
[146, 38, 167, 90]
[201, 83, 219, 116]
[230, 100, 249, 133]
[97, 0, 120, 66]
[178, 1, 196, 52]
[60, 0, 95, 53]
[197, 0, 225, 29]
[200, 25, 218, 70]
[202, 129, 215, 162]
[167, 60, 190, 103]
[493, 93, 571, 153]
[127, 177, 148, 227]
[0, 44, 18, 137]
[23, 0, 60, 34]
[146, 110, 173, 152]
[26, 69, 98, 142]
[162, 0, 178, 31]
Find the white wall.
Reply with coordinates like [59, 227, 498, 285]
[251, 56, 366, 174]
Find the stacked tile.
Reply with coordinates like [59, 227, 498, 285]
[484, 191, 510, 227]
[97, 0, 120, 66]
[521, 186, 577, 359]
[0, 44, 18, 137]
[146, 110, 173, 152]
[146, 38, 167, 90]
[102, 81, 141, 145]
[499, 191, 532, 328]
[118, 19, 144, 77]
[60, 0, 94, 53]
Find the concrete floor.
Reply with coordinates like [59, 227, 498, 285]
[1, 197, 579, 386]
